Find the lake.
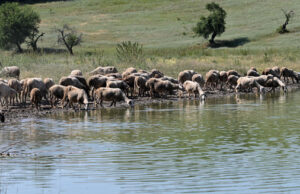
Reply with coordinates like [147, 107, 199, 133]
[1, 91, 300, 193]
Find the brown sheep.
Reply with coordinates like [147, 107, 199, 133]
[226, 70, 240, 77]
[94, 87, 133, 107]
[262, 68, 280, 78]
[182, 81, 206, 100]
[145, 78, 161, 97]
[30, 88, 42, 110]
[90, 66, 118, 75]
[106, 80, 129, 94]
[247, 69, 260, 77]
[43, 78, 55, 90]
[192, 74, 205, 88]
[161, 76, 179, 84]
[205, 70, 220, 90]
[178, 70, 197, 85]
[134, 76, 148, 97]
[280, 67, 298, 83]
[149, 69, 164, 78]
[122, 67, 137, 79]
[24, 78, 48, 103]
[265, 77, 287, 93]
[105, 73, 122, 79]
[49, 85, 66, 107]
[59, 76, 89, 97]
[153, 80, 180, 98]
[66, 88, 89, 110]
[236, 77, 265, 93]
[226, 75, 239, 90]
[1, 66, 20, 79]
[219, 71, 228, 90]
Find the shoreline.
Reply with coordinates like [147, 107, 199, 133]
[1, 83, 300, 124]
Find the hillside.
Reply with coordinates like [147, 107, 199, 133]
[1, 0, 300, 79]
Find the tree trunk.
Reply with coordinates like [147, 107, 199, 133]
[209, 32, 217, 44]
[68, 46, 73, 55]
[16, 43, 23, 53]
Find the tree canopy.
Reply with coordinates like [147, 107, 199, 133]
[0, 3, 40, 52]
[193, 2, 227, 45]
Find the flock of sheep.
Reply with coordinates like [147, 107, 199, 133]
[0, 65, 299, 111]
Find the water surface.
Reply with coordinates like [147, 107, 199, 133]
[1, 92, 300, 193]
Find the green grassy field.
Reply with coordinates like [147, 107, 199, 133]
[1, 0, 300, 81]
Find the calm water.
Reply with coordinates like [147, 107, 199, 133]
[1, 91, 300, 193]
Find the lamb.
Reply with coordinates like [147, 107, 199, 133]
[49, 85, 66, 107]
[70, 70, 83, 76]
[30, 88, 42, 110]
[24, 78, 48, 103]
[94, 87, 133, 107]
[182, 81, 206, 100]
[90, 66, 118, 75]
[1, 66, 20, 79]
[178, 70, 197, 84]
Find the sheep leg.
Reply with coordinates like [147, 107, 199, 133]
[109, 101, 114, 107]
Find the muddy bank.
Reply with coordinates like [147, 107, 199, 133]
[1, 83, 300, 123]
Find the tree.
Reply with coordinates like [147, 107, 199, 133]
[277, 9, 294, 34]
[0, 3, 40, 52]
[193, 2, 226, 45]
[26, 31, 45, 52]
[57, 24, 82, 55]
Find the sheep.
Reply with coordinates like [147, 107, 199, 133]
[251, 75, 274, 87]
[43, 78, 55, 90]
[227, 75, 239, 91]
[8, 79, 22, 104]
[235, 77, 265, 93]
[145, 78, 161, 97]
[134, 76, 148, 97]
[1, 66, 20, 79]
[106, 80, 129, 94]
[280, 67, 299, 83]
[182, 81, 206, 100]
[49, 85, 66, 107]
[219, 71, 228, 90]
[94, 87, 133, 107]
[226, 70, 240, 77]
[272, 66, 281, 77]
[247, 69, 260, 77]
[105, 73, 122, 79]
[23, 78, 48, 103]
[30, 88, 42, 110]
[262, 67, 280, 78]
[153, 80, 181, 98]
[87, 75, 112, 98]
[178, 70, 197, 84]
[90, 66, 118, 75]
[265, 77, 287, 93]
[0, 83, 17, 108]
[205, 70, 220, 90]
[122, 67, 137, 79]
[160, 76, 178, 84]
[70, 70, 83, 76]
[149, 69, 164, 78]
[59, 76, 89, 96]
[66, 88, 89, 110]
[192, 74, 205, 88]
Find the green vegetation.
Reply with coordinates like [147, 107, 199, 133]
[193, 2, 226, 45]
[0, 0, 300, 81]
[57, 24, 83, 55]
[0, 3, 40, 52]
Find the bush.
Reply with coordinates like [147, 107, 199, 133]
[0, 3, 40, 52]
[116, 41, 144, 65]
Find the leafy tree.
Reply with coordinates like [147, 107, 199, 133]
[277, 9, 294, 34]
[193, 2, 227, 45]
[0, 3, 40, 52]
[26, 31, 45, 52]
[57, 24, 82, 55]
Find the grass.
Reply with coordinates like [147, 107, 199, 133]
[1, 0, 300, 81]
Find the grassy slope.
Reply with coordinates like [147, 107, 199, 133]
[1, 0, 300, 80]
